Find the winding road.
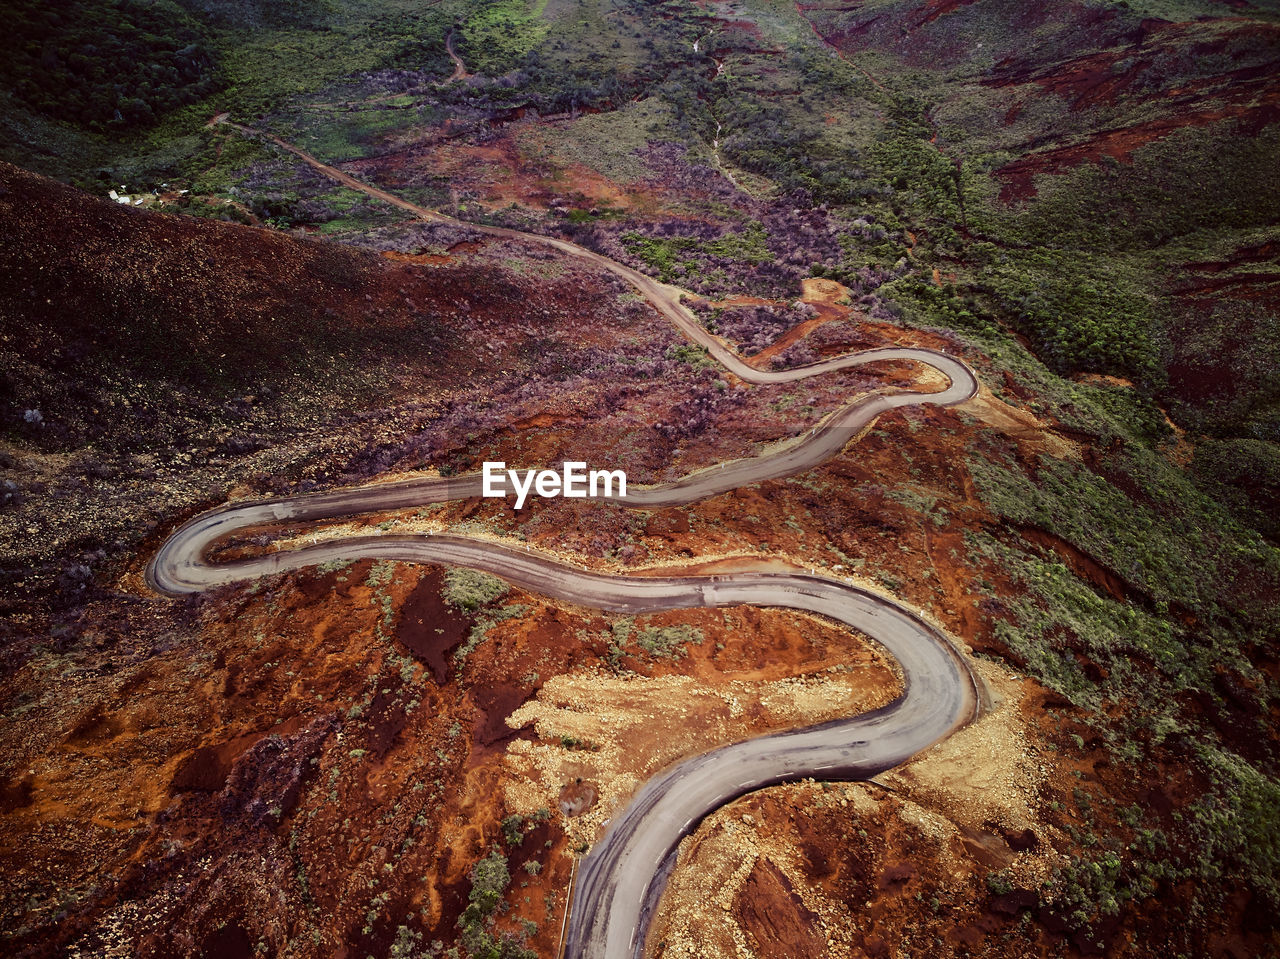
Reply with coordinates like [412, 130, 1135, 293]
[157, 122, 985, 958]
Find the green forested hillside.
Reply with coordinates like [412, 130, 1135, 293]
[1, 0, 220, 129]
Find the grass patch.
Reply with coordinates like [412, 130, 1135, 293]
[460, 0, 551, 75]
[442, 567, 510, 612]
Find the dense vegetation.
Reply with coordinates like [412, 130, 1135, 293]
[953, 340, 1280, 937]
[1, 0, 220, 129]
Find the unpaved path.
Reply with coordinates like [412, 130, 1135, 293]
[444, 29, 469, 82]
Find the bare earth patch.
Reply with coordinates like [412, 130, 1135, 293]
[501, 624, 900, 847]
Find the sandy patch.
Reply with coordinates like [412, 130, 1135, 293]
[887, 661, 1042, 832]
[960, 385, 1080, 459]
[502, 654, 900, 846]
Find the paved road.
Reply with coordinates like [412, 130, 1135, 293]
[154, 125, 984, 959]
[149, 531, 978, 959]
[146, 349, 980, 959]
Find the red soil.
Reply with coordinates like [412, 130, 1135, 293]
[994, 86, 1280, 201]
[917, 0, 981, 26]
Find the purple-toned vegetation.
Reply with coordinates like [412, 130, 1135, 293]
[771, 341, 820, 369]
[347, 221, 488, 254]
[690, 300, 817, 355]
[334, 315, 747, 484]
[654, 370, 746, 441]
[555, 145, 902, 301]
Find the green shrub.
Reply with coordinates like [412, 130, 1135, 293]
[1, 0, 221, 131]
[443, 568, 509, 613]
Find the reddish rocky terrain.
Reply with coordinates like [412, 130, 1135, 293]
[798, 1, 1280, 199]
[2, 46, 1278, 952]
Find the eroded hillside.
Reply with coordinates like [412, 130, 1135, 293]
[2, 1, 1279, 957]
